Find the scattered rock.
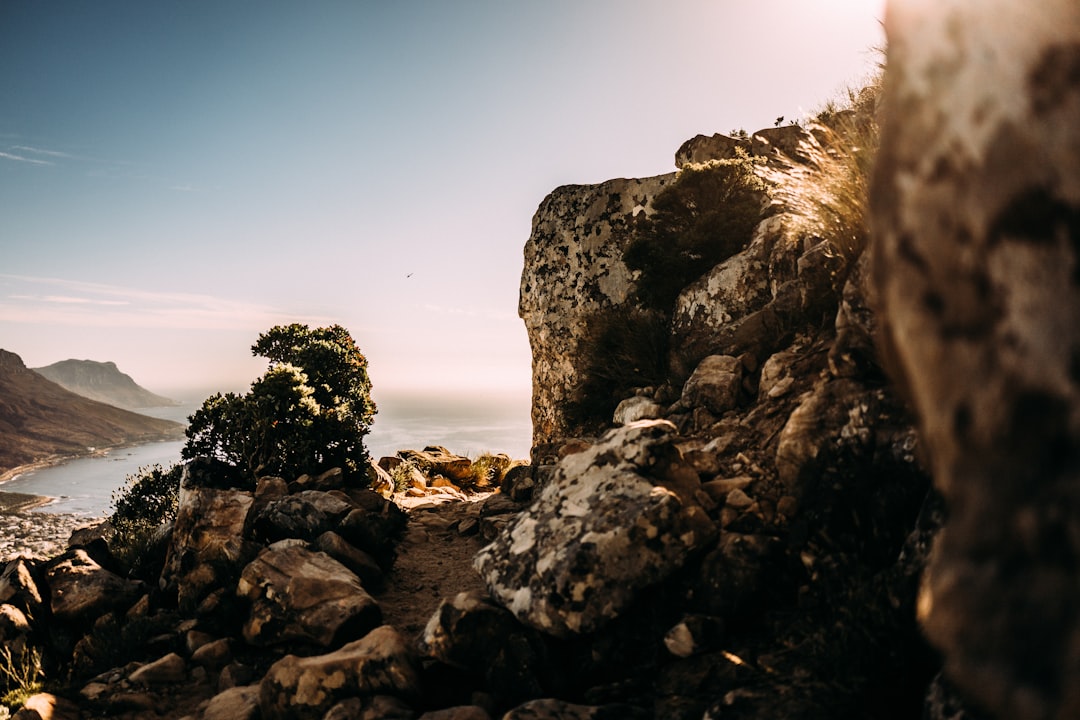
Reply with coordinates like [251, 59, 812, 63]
[259, 625, 420, 720]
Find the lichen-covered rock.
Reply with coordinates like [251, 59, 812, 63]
[671, 215, 786, 358]
[45, 549, 143, 622]
[160, 485, 257, 611]
[259, 625, 419, 720]
[237, 544, 382, 648]
[871, 2, 1080, 717]
[520, 174, 674, 447]
[474, 420, 715, 637]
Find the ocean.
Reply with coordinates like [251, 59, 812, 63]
[1, 389, 532, 517]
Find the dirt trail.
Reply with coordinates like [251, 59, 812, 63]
[374, 494, 494, 639]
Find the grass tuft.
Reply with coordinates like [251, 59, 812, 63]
[759, 74, 882, 276]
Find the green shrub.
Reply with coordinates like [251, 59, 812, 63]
[109, 463, 182, 573]
[625, 152, 768, 313]
[183, 324, 376, 484]
[568, 306, 671, 429]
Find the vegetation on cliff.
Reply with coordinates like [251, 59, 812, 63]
[625, 151, 769, 313]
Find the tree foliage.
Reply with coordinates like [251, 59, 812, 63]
[182, 323, 376, 483]
[625, 153, 767, 313]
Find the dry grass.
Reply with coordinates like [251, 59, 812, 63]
[759, 74, 882, 274]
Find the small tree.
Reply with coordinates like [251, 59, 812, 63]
[182, 323, 376, 483]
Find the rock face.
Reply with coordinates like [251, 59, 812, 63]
[519, 175, 673, 447]
[871, 2, 1080, 718]
[474, 421, 715, 637]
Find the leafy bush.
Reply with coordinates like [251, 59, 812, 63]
[183, 324, 376, 484]
[109, 463, 182, 573]
[568, 306, 671, 429]
[625, 152, 768, 313]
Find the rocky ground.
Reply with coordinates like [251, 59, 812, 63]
[0, 499, 101, 563]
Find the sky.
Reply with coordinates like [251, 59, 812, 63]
[0, 0, 884, 405]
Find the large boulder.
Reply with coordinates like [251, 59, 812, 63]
[45, 549, 143, 622]
[160, 485, 257, 611]
[248, 489, 353, 544]
[237, 543, 382, 648]
[871, 1, 1080, 717]
[520, 174, 675, 447]
[474, 420, 715, 637]
[259, 625, 419, 720]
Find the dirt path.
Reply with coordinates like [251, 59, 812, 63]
[375, 494, 494, 639]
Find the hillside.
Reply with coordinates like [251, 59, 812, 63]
[0, 350, 184, 479]
[32, 358, 178, 409]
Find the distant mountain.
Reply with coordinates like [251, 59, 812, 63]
[0, 350, 184, 479]
[32, 358, 178, 409]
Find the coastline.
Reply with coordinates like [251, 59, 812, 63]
[0, 433, 182, 484]
[0, 490, 55, 514]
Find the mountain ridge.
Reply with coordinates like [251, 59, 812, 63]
[0, 349, 185, 480]
[32, 358, 178, 409]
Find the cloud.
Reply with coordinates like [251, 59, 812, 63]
[0, 275, 333, 331]
[0, 150, 52, 166]
[11, 145, 73, 159]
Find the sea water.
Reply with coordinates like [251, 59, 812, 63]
[1, 390, 532, 517]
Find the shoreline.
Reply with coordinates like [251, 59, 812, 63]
[0, 432, 185, 484]
[0, 490, 56, 514]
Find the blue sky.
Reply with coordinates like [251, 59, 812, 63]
[0, 1, 884, 402]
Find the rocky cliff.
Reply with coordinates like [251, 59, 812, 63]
[0, 350, 184, 479]
[32, 359, 178, 410]
[519, 174, 674, 445]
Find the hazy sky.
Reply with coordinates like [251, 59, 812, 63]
[0, 1, 884, 402]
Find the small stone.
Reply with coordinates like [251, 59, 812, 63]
[725, 488, 754, 510]
[191, 638, 233, 671]
[185, 630, 215, 655]
[129, 652, 187, 686]
[202, 685, 261, 720]
[701, 477, 754, 504]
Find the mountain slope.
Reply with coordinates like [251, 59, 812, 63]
[32, 358, 178, 409]
[0, 350, 184, 479]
